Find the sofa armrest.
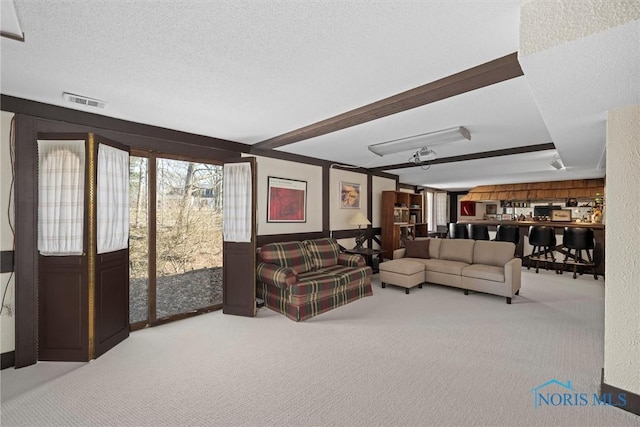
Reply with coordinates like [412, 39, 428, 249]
[337, 253, 366, 267]
[393, 248, 406, 259]
[256, 262, 298, 289]
[504, 257, 522, 294]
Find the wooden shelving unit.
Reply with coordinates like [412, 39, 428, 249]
[381, 191, 427, 257]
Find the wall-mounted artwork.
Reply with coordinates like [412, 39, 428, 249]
[460, 200, 476, 216]
[486, 204, 497, 215]
[340, 182, 361, 209]
[267, 177, 307, 222]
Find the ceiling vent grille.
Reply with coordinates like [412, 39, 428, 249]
[62, 92, 107, 109]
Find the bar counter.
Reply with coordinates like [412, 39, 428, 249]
[456, 220, 605, 275]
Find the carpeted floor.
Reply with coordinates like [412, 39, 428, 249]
[1, 269, 638, 426]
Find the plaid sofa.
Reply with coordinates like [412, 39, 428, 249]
[256, 238, 373, 321]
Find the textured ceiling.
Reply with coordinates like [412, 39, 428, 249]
[1, 1, 638, 190]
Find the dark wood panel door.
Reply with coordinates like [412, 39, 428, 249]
[93, 135, 131, 357]
[222, 157, 256, 317]
[38, 255, 89, 362]
[94, 249, 130, 358]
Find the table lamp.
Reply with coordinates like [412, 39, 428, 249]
[349, 211, 371, 250]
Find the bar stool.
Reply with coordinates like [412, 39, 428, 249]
[528, 226, 558, 273]
[495, 225, 520, 245]
[561, 227, 598, 279]
[468, 224, 489, 240]
[448, 223, 469, 239]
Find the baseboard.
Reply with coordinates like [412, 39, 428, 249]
[1, 351, 15, 369]
[601, 368, 640, 417]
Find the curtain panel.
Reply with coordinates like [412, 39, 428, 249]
[222, 163, 252, 243]
[37, 140, 86, 256]
[97, 144, 129, 254]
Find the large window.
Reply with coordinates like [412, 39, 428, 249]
[129, 154, 224, 326]
[155, 158, 223, 319]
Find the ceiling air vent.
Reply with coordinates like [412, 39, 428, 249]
[62, 92, 107, 109]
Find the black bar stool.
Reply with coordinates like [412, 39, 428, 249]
[561, 227, 598, 279]
[468, 224, 489, 240]
[495, 225, 520, 245]
[528, 226, 558, 273]
[448, 223, 469, 239]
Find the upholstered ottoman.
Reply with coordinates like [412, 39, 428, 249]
[379, 259, 424, 294]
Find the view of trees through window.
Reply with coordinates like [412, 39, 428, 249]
[129, 156, 224, 323]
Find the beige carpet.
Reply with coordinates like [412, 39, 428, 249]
[1, 270, 638, 426]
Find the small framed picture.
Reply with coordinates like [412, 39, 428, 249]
[486, 204, 497, 215]
[551, 209, 572, 222]
[340, 181, 361, 209]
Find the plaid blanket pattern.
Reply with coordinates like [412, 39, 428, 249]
[337, 253, 366, 267]
[259, 241, 314, 274]
[290, 270, 342, 296]
[304, 238, 341, 268]
[256, 263, 298, 289]
[317, 265, 372, 287]
[258, 279, 373, 322]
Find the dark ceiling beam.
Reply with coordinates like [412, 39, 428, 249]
[369, 143, 556, 172]
[251, 52, 523, 151]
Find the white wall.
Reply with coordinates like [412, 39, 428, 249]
[251, 155, 323, 235]
[604, 104, 640, 395]
[372, 176, 396, 228]
[1, 111, 16, 354]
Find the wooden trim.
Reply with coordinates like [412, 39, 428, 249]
[0, 250, 14, 273]
[601, 369, 640, 416]
[1, 31, 25, 42]
[323, 166, 330, 235]
[148, 154, 157, 324]
[252, 52, 523, 150]
[87, 134, 96, 359]
[1, 351, 15, 369]
[14, 114, 38, 368]
[370, 143, 556, 172]
[1, 95, 246, 154]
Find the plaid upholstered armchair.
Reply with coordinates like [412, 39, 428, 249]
[256, 238, 373, 321]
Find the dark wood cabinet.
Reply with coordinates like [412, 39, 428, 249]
[381, 191, 427, 257]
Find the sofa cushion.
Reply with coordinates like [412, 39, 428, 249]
[427, 238, 441, 259]
[380, 258, 425, 275]
[304, 238, 341, 268]
[462, 264, 505, 283]
[404, 239, 430, 259]
[291, 270, 342, 296]
[473, 240, 516, 267]
[422, 259, 470, 275]
[438, 239, 475, 263]
[319, 264, 372, 287]
[259, 241, 314, 274]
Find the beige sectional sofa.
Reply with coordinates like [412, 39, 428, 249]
[381, 238, 522, 304]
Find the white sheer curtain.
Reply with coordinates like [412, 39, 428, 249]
[37, 140, 86, 256]
[97, 144, 129, 254]
[435, 191, 448, 227]
[223, 163, 252, 243]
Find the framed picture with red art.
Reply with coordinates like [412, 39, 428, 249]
[267, 176, 307, 222]
[460, 200, 476, 216]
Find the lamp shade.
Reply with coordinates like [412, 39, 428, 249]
[349, 211, 371, 226]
